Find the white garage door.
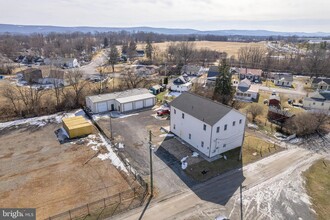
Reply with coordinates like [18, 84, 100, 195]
[145, 98, 154, 107]
[97, 102, 108, 113]
[135, 100, 144, 109]
[123, 103, 133, 112]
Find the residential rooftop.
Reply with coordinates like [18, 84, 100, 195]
[170, 92, 238, 126]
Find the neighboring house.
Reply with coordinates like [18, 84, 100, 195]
[206, 65, 220, 84]
[273, 73, 293, 87]
[40, 69, 69, 86]
[170, 76, 192, 92]
[181, 65, 203, 76]
[16, 68, 43, 84]
[303, 91, 330, 111]
[86, 88, 156, 113]
[311, 77, 330, 91]
[267, 106, 294, 124]
[238, 68, 262, 83]
[235, 78, 259, 101]
[170, 92, 246, 160]
[44, 58, 80, 68]
[269, 95, 281, 108]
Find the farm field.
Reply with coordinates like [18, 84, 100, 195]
[0, 119, 136, 220]
[138, 41, 267, 58]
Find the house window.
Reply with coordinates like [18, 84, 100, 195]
[233, 121, 236, 126]
[216, 126, 220, 133]
[182, 113, 185, 119]
[201, 141, 204, 147]
[224, 124, 227, 131]
[287, 82, 289, 85]
[313, 102, 315, 105]
[203, 124, 206, 131]
[321, 103, 324, 106]
[173, 124, 176, 129]
[239, 119, 242, 124]
[174, 109, 176, 114]
[189, 133, 191, 139]
[223, 144, 226, 148]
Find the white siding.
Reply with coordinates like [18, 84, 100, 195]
[97, 102, 108, 113]
[209, 110, 246, 158]
[170, 106, 211, 157]
[170, 107, 246, 158]
[303, 99, 330, 111]
[170, 83, 192, 92]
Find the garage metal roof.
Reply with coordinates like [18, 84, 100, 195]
[116, 93, 155, 104]
[87, 88, 152, 103]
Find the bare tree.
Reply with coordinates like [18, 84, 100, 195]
[121, 69, 151, 89]
[109, 44, 119, 72]
[284, 112, 329, 136]
[177, 41, 195, 65]
[1, 85, 21, 115]
[66, 69, 88, 107]
[246, 103, 264, 123]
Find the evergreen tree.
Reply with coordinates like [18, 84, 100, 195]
[103, 37, 109, 48]
[213, 59, 233, 105]
[109, 44, 119, 72]
[145, 39, 153, 60]
[128, 40, 137, 58]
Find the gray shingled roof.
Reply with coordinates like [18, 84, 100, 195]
[170, 92, 234, 126]
[312, 77, 330, 84]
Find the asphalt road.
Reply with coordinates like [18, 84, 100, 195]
[112, 148, 322, 220]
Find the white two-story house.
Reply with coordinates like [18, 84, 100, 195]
[170, 92, 246, 160]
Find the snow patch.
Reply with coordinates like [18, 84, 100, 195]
[192, 152, 199, 157]
[159, 134, 174, 137]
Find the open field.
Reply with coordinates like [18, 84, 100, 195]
[0, 121, 136, 220]
[138, 41, 267, 58]
[304, 159, 330, 220]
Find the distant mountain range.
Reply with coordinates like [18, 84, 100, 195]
[0, 23, 330, 37]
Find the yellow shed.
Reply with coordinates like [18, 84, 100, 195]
[62, 116, 93, 139]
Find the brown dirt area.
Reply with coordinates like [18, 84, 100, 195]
[137, 41, 267, 58]
[0, 123, 135, 220]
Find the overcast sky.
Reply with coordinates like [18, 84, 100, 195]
[0, 0, 329, 32]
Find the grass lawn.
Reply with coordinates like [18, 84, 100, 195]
[185, 135, 281, 182]
[262, 80, 276, 88]
[156, 91, 167, 102]
[304, 159, 330, 220]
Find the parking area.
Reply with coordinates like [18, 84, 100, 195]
[0, 119, 137, 220]
[95, 108, 199, 198]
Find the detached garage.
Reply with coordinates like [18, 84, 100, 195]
[86, 88, 156, 114]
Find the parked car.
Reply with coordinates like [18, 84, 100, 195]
[157, 109, 170, 116]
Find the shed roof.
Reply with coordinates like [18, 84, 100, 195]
[87, 88, 151, 103]
[238, 68, 262, 76]
[170, 92, 238, 126]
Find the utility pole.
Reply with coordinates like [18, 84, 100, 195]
[109, 114, 113, 140]
[148, 130, 154, 197]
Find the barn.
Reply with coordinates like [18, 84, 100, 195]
[86, 88, 156, 114]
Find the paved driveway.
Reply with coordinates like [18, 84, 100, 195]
[96, 109, 198, 199]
